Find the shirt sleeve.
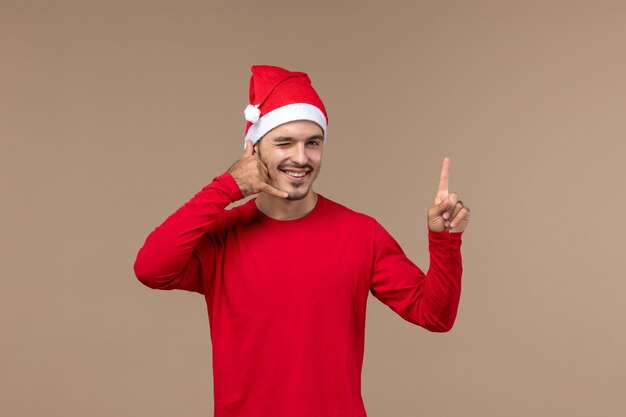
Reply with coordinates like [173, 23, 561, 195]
[369, 222, 463, 332]
[133, 171, 244, 294]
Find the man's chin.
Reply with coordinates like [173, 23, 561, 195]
[286, 192, 308, 201]
[281, 183, 312, 201]
[284, 186, 310, 201]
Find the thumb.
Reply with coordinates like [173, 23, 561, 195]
[243, 140, 254, 156]
[430, 197, 450, 218]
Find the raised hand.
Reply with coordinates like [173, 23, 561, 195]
[228, 140, 288, 199]
[427, 157, 470, 233]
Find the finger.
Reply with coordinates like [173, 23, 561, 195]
[429, 197, 450, 218]
[260, 182, 288, 199]
[443, 192, 459, 220]
[243, 140, 254, 156]
[437, 157, 451, 196]
[450, 200, 464, 221]
[449, 207, 470, 229]
[446, 201, 463, 228]
[256, 160, 271, 181]
[445, 193, 460, 219]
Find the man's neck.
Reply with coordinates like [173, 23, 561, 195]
[255, 191, 318, 220]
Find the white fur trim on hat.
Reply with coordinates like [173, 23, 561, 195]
[244, 103, 327, 143]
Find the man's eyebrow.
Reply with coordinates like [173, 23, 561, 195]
[272, 136, 294, 142]
[272, 135, 324, 142]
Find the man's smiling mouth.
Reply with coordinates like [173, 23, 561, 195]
[282, 170, 307, 178]
[279, 165, 312, 180]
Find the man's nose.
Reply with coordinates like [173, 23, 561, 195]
[290, 143, 308, 165]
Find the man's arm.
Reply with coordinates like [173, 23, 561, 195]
[133, 141, 287, 293]
[133, 172, 243, 293]
[370, 224, 463, 332]
[369, 157, 470, 332]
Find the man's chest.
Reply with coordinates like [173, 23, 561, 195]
[214, 224, 373, 315]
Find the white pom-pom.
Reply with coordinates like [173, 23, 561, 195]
[244, 104, 261, 123]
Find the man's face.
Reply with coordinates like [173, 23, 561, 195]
[254, 120, 324, 201]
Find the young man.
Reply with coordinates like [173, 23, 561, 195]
[134, 65, 470, 417]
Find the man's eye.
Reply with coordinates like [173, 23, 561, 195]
[308, 141, 320, 146]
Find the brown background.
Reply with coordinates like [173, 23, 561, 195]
[2, 1, 625, 416]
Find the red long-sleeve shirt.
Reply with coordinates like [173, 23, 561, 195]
[134, 171, 463, 417]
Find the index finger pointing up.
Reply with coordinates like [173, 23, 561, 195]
[438, 156, 451, 195]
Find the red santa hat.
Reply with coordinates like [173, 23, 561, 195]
[243, 65, 328, 144]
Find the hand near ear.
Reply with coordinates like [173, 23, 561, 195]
[427, 157, 470, 233]
[228, 140, 288, 199]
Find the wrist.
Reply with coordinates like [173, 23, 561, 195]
[215, 171, 245, 202]
[428, 227, 463, 239]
